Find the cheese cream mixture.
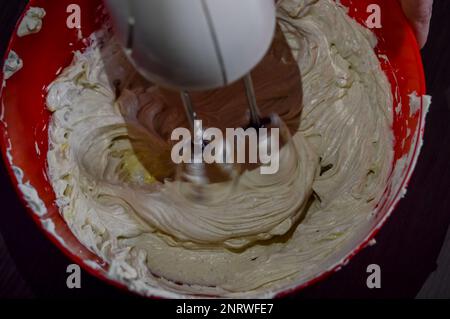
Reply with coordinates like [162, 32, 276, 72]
[46, 0, 393, 297]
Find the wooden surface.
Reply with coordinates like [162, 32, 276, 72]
[0, 0, 449, 299]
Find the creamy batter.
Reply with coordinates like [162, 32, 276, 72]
[3, 50, 23, 81]
[46, 0, 393, 297]
[2, 7, 46, 84]
[17, 7, 46, 37]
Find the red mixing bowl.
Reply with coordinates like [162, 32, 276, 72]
[0, 0, 427, 298]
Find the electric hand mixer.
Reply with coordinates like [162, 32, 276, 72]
[104, 0, 295, 201]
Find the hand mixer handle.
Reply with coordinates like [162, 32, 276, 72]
[104, 0, 277, 91]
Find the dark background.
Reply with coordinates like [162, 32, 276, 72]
[1, 0, 450, 299]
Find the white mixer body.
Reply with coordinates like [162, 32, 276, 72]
[104, 0, 277, 91]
